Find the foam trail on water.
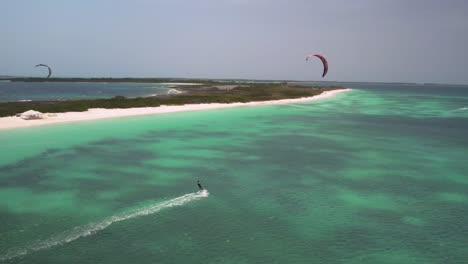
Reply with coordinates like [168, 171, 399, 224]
[452, 107, 467, 111]
[1, 190, 209, 261]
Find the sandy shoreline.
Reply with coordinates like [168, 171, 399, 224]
[160, 82, 201, 85]
[0, 89, 351, 130]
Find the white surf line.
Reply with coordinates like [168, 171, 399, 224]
[1, 190, 209, 261]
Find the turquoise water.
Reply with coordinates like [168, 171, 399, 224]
[0, 82, 174, 102]
[1, 84, 468, 263]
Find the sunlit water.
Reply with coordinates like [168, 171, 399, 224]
[1, 83, 467, 263]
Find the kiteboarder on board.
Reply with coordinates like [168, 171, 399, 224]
[197, 180, 204, 190]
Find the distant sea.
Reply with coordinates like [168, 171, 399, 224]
[0, 82, 176, 102]
[1, 83, 468, 263]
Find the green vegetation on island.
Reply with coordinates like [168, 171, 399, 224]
[0, 82, 344, 117]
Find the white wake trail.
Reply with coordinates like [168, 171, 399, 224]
[452, 107, 468, 112]
[1, 190, 209, 261]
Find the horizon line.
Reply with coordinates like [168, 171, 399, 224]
[1, 75, 467, 86]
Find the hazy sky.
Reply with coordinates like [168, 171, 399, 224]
[2, 0, 468, 83]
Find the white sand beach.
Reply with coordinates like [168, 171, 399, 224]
[0, 89, 351, 130]
[160, 83, 201, 85]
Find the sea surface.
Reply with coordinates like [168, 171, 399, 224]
[1, 83, 468, 263]
[0, 82, 176, 102]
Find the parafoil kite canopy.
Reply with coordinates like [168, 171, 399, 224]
[35, 64, 52, 78]
[305, 54, 328, 78]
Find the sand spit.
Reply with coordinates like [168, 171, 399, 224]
[0, 89, 351, 130]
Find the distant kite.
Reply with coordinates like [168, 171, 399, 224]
[305, 54, 328, 78]
[35, 64, 52, 78]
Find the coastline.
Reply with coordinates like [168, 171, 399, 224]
[0, 89, 351, 131]
[160, 82, 201, 86]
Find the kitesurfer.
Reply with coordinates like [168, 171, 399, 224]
[197, 180, 204, 190]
